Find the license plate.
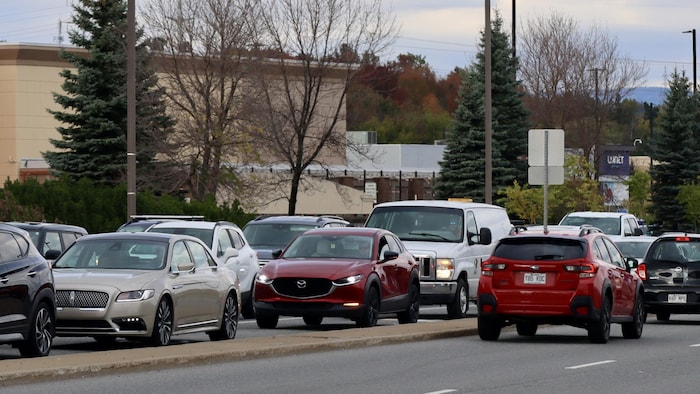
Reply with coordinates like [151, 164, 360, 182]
[668, 294, 687, 303]
[524, 272, 546, 285]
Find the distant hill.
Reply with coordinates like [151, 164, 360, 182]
[626, 86, 668, 105]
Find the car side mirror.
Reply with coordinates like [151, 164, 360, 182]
[633, 228, 643, 236]
[626, 257, 639, 271]
[381, 250, 399, 262]
[478, 228, 492, 245]
[272, 249, 283, 259]
[175, 261, 195, 272]
[219, 247, 239, 263]
[44, 249, 62, 260]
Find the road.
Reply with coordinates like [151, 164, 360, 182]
[3, 314, 700, 393]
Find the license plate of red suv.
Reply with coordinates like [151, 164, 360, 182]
[523, 272, 546, 284]
[668, 294, 687, 303]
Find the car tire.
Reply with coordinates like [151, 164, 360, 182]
[18, 302, 54, 357]
[656, 312, 670, 321]
[255, 312, 279, 329]
[209, 292, 239, 341]
[447, 278, 468, 319]
[356, 287, 380, 328]
[149, 298, 173, 346]
[516, 322, 538, 336]
[303, 316, 323, 326]
[397, 282, 420, 324]
[242, 280, 256, 319]
[588, 295, 611, 344]
[621, 292, 644, 339]
[477, 315, 502, 341]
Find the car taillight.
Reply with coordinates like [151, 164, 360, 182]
[637, 263, 647, 281]
[563, 263, 597, 278]
[481, 263, 507, 276]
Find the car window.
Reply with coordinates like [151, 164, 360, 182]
[229, 229, 245, 249]
[61, 232, 81, 250]
[0, 232, 22, 262]
[187, 240, 217, 268]
[44, 231, 62, 252]
[593, 238, 612, 264]
[603, 238, 626, 268]
[465, 211, 477, 244]
[493, 238, 585, 261]
[217, 229, 234, 255]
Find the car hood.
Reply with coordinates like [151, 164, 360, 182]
[263, 259, 367, 279]
[53, 269, 162, 291]
[400, 240, 471, 258]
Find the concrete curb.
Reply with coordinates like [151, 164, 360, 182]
[0, 319, 478, 387]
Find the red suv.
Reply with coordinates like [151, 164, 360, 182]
[477, 225, 644, 343]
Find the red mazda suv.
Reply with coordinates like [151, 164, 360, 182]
[253, 227, 420, 328]
[477, 225, 644, 343]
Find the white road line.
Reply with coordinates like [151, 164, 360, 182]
[689, 343, 700, 347]
[565, 360, 616, 369]
[423, 390, 457, 394]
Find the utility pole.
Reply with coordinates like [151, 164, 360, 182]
[127, 0, 136, 219]
[683, 29, 697, 94]
[485, 0, 492, 204]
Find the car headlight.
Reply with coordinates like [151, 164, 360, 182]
[436, 259, 454, 280]
[256, 274, 274, 285]
[116, 289, 155, 302]
[333, 274, 364, 286]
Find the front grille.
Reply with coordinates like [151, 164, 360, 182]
[271, 278, 333, 298]
[56, 290, 110, 308]
[415, 255, 434, 279]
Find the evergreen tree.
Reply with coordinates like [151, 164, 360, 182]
[650, 71, 700, 231]
[44, 0, 174, 189]
[435, 14, 529, 202]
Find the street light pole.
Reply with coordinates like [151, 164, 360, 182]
[683, 29, 697, 94]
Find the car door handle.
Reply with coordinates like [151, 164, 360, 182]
[172, 284, 183, 289]
[27, 270, 38, 277]
[0, 277, 7, 284]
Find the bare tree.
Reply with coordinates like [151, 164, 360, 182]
[518, 12, 647, 169]
[140, 0, 259, 201]
[248, 0, 397, 215]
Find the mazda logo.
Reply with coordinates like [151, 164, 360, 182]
[69, 291, 76, 307]
[296, 280, 307, 289]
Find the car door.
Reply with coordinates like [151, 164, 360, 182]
[377, 235, 405, 301]
[169, 240, 207, 329]
[0, 232, 33, 333]
[603, 237, 637, 316]
[185, 239, 223, 323]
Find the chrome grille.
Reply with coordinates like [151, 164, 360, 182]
[56, 290, 110, 308]
[415, 255, 434, 279]
[271, 278, 333, 298]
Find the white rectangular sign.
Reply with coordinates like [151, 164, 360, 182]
[528, 166, 565, 185]
[528, 129, 565, 167]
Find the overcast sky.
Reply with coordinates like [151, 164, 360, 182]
[2, 0, 697, 88]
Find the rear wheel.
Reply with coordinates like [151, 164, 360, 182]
[447, 278, 468, 319]
[478, 315, 502, 341]
[18, 302, 54, 357]
[149, 298, 173, 346]
[656, 312, 670, 321]
[588, 296, 611, 344]
[209, 292, 239, 341]
[303, 316, 323, 326]
[356, 287, 379, 328]
[621, 292, 644, 339]
[397, 282, 419, 324]
[516, 322, 538, 336]
[255, 312, 279, 329]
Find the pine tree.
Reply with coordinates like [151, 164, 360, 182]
[435, 14, 529, 202]
[650, 71, 700, 231]
[44, 0, 174, 188]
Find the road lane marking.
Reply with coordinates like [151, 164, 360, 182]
[689, 343, 700, 347]
[566, 360, 616, 369]
[424, 390, 457, 394]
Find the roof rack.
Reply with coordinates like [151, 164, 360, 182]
[128, 215, 205, 222]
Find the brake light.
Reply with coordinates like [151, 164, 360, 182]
[675, 236, 691, 242]
[637, 263, 647, 281]
[481, 263, 506, 277]
[563, 263, 597, 278]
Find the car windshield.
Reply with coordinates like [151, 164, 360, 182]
[283, 234, 374, 259]
[53, 239, 167, 270]
[493, 238, 586, 261]
[559, 216, 620, 235]
[243, 223, 316, 249]
[365, 206, 463, 242]
[147, 227, 214, 248]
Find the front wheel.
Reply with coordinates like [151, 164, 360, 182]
[209, 292, 239, 341]
[397, 282, 419, 324]
[149, 298, 173, 347]
[588, 296, 611, 344]
[356, 287, 379, 328]
[18, 302, 54, 357]
[255, 312, 279, 329]
[447, 278, 469, 319]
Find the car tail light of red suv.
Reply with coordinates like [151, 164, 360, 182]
[477, 225, 645, 344]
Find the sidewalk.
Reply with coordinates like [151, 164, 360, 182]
[0, 318, 478, 387]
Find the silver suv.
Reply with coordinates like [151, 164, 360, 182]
[146, 220, 259, 318]
[242, 215, 351, 267]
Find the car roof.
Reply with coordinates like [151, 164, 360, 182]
[6, 221, 88, 233]
[372, 200, 503, 210]
[613, 235, 658, 243]
[148, 220, 239, 230]
[299, 227, 388, 237]
[561, 211, 634, 218]
[78, 231, 180, 242]
[245, 215, 349, 225]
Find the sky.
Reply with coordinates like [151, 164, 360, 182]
[1, 0, 698, 90]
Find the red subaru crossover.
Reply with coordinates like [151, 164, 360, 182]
[477, 225, 644, 343]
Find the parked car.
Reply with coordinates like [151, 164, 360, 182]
[6, 221, 87, 259]
[0, 223, 55, 357]
[50, 232, 240, 346]
[477, 225, 644, 343]
[116, 215, 205, 232]
[637, 233, 700, 321]
[558, 211, 644, 239]
[145, 220, 259, 318]
[253, 227, 420, 328]
[242, 215, 351, 267]
[614, 235, 657, 266]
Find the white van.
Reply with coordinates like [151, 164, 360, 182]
[364, 200, 512, 318]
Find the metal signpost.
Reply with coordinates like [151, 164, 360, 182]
[528, 129, 565, 231]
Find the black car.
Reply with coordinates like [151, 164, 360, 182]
[0, 223, 55, 357]
[637, 233, 700, 321]
[242, 215, 351, 266]
[5, 221, 87, 258]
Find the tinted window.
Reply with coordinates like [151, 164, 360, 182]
[493, 238, 586, 261]
[647, 238, 700, 264]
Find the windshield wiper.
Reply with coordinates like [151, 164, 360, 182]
[408, 231, 450, 241]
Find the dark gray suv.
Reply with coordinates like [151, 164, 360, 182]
[242, 216, 350, 266]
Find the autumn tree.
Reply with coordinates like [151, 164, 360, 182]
[45, 0, 174, 189]
[518, 12, 647, 172]
[141, 0, 258, 201]
[248, 0, 397, 214]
